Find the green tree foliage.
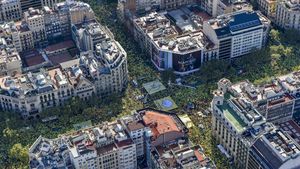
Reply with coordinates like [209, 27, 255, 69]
[9, 143, 28, 168]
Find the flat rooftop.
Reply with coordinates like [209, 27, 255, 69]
[48, 51, 73, 66]
[143, 110, 180, 138]
[278, 120, 300, 145]
[207, 11, 262, 38]
[153, 140, 215, 168]
[142, 80, 166, 95]
[278, 71, 300, 96]
[134, 11, 214, 54]
[44, 40, 75, 53]
[218, 102, 247, 133]
[21, 50, 46, 67]
[252, 129, 300, 169]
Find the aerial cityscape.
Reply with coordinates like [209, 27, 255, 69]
[0, 0, 300, 168]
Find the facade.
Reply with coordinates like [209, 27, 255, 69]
[203, 11, 270, 60]
[277, 71, 300, 118]
[42, 6, 62, 41]
[24, 8, 47, 47]
[211, 85, 268, 168]
[41, 0, 57, 8]
[0, 0, 22, 21]
[20, 0, 42, 13]
[133, 11, 218, 75]
[0, 46, 21, 76]
[257, 0, 276, 20]
[69, 1, 94, 25]
[275, 0, 300, 30]
[15, 21, 34, 51]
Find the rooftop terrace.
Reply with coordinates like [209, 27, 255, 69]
[218, 101, 247, 133]
[134, 10, 214, 54]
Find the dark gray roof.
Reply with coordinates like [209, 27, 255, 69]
[252, 138, 283, 169]
[215, 12, 262, 38]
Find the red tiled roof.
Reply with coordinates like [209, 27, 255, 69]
[48, 51, 73, 65]
[45, 40, 75, 53]
[142, 111, 180, 139]
[22, 50, 45, 67]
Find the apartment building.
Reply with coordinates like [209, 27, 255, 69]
[212, 75, 300, 168]
[15, 21, 34, 51]
[218, 78, 295, 123]
[151, 139, 216, 168]
[41, 0, 58, 8]
[72, 20, 128, 96]
[69, 1, 94, 24]
[0, 1, 94, 52]
[0, 22, 128, 118]
[133, 11, 218, 75]
[277, 71, 300, 118]
[121, 108, 190, 167]
[0, 0, 22, 21]
[275, 0, 300, 30]
[248, 129, 300, 169]
[0, 1, 128, 118]
[211, 84, 269, 168]
[29, 108, 204, 169]
[20, 0, 42, 13]
[24, 8, 47, 47]
[257, 0, 276, 20]
[215, 0, 253, 17]
[161, 0, 194, 10]
[0, 46, 21, 76]
[54, 1, 72, 37]
[42, 6, 62, 41]
[29, 120, 137, 169]
[203, 11, 270, 60]
[0, 46, 127, 118]
[195, 0, 218, 16]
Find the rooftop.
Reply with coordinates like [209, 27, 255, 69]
[218, 101, 247, 133]
[252, 129, 300, 169]
[143, 110, 180, 136]
[152, 139, 216, 169]
[29, 116, 139, 168]
[228, 79, 293, 109]
[278, 71, 300, 97]
[207, 11, 263, 38]
[74, 20, 126, 65]
[278, 120, 300, 145]
[44, 40, 75, 53]
[29, 136, 71, 169]
[21, 50, 46, 67]
[134, 11, 214, 54]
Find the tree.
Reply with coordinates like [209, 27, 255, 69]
[269, 29, 280, 43]
[8, 143, 28, 166]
